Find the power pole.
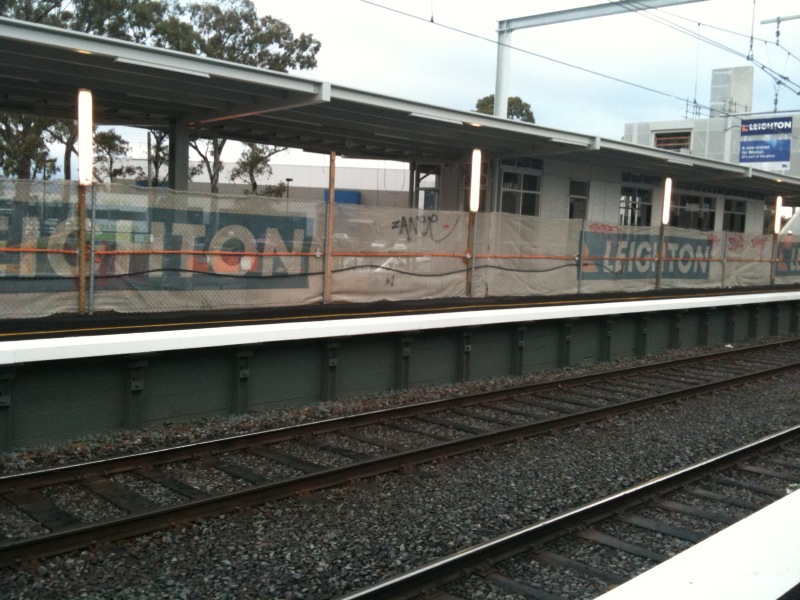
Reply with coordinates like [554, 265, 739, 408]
[761, 13, 799, 111]
[494, 0, 708, 118]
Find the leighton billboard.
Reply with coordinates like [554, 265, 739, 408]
[740, 117, 793, 136]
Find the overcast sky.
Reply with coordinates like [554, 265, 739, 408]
[119, 0, 800, 169]
[256, 0, 800, 141]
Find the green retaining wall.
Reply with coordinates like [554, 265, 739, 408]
[2, 301, 798, 450]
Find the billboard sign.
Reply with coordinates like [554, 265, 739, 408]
[739, 139, 791, 164]
[740, 117, 793, 136]
[739, 117, 792, 170]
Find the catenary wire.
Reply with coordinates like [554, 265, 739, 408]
[359, 0, 800, 120]
[615, 0, 800, 96]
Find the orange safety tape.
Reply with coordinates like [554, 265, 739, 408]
[0, 247, 77, 254]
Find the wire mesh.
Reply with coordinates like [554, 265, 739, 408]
[0, 179, 794, 319]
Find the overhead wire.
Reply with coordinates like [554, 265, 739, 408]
[359, 0, 713, 113]
[645, 2, 800, 66]
[359, 0, 800, 120]
[616, 0, 800, 98]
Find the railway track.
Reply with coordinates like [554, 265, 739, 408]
[340, 425, 800, 599]
[2, 339, 800, 568]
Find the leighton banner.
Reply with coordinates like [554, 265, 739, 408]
[740, 117, 793, 136]
[0, 198, 314, 293]
[581, 231, 713, 280]
[739, 117, 793, 169]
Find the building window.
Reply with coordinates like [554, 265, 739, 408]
[414, 164, 440, 210]
[671, 194, 715, 231]
[723, 199, 747, 232]
[619, 186, 652, 226]
[654, 131, 691, 151]
[569, 180, 589, 219]
[499, 162, 541, 216]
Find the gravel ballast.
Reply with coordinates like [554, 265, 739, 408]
[2, 341, 800, 599]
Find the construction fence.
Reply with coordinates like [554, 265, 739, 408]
[0, 179, 797, 319]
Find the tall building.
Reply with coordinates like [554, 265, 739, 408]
[624, 66, 797, 179]
[710, 66, 753, 116]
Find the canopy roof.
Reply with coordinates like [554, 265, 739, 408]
[2, 17, 798, 201]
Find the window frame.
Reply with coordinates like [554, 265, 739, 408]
[670, 193, 716, 231]
[569, 179, 590, 220]
[619, 185, 653, 227]
[654, 130, 692, 151]
[498, 162, 542, 216]
[723, 198, 747, 233]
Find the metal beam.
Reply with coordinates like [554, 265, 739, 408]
[494, 0, 708, 117]
[761, 14, 800, 25]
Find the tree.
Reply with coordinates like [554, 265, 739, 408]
[44, 120, 78, 180]
[157, 0, 321, 192]
[175, 0, 320, 70]
[475, 94, 535, 123]
[139, 129, 170, 187]
[0, 0, 172, 180]
[0, 0, 68, 26]
[94, 129, 138, 182]
[0, 0, 321, 189]
[66, 0, 170, 43]
[189, 138, 226, 194]
[0, 115, 58, 179]
[230, 143, 287, 195]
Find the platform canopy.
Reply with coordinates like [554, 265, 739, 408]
[1, 17, 799, 201]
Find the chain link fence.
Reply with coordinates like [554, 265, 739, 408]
[0, 179, 795, 319]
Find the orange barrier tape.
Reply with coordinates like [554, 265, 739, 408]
[0, 247, 77, 255]
[0, 248, 780, 266]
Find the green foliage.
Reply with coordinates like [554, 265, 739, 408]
[0, 0, 66, 25]
[170, 0, 320, 190]
[44, 120, 77, 180]
[93, 129, 138, 182]
[475, 94, 535, 123]
[173, 0, 319, 71]
[0, 114, 58, 179]
[138, 130, 169, 187]
[189, 138, 226, 193]
[230, 143, 287, 194]
[0, 0, 322, 187]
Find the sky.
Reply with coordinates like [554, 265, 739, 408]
[115, 0, 800, 169]
[255, 0, 800, 141]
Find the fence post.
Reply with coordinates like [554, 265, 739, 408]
[466, 211, 476, 296]
[654, 222, 665, 290]
[770, 232, 778, 286]
[324, 151, 336, 304]
[721, 232, 728, 287]
[577, 220, 586, 294]
[88, 184, 96, 315]
[77, 183, 88, 314]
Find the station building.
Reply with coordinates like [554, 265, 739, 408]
[2, 16, 800, 319]
[2, 18, 795, 236]
[624, 66, 798, 233]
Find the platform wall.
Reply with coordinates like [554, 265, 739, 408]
[1, 301, 798, 450]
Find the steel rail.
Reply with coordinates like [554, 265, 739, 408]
[2, 338, 797, 493]
[339, 424, 800, 600]
[1, 359, 798, 568]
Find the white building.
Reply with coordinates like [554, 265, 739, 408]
[119, 157, 429, 208]
[624, 67, 798, 232]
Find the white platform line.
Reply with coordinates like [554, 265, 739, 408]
[2, 291, 799, 365]
[596, 489, 800, 600]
